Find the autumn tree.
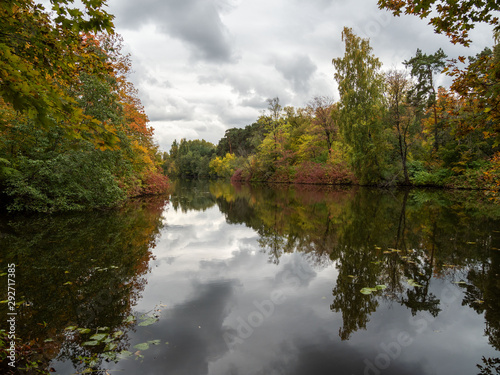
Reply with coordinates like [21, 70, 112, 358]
[377, 0, 500, 46]
[404, 48, 447, 152]
[307, 96, 338, 156]
[0, 0, 114, 130]
[332, 27, 388, 184]
[385, 69, 418, 184]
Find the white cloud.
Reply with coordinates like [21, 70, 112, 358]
[106, 0, 496, 151]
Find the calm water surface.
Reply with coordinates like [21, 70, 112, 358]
[1, 181, 500, 375]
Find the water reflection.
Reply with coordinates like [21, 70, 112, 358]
[210, 182, 500, 345]
[1, 181, 500, 374]
[0, 197, 167, 374]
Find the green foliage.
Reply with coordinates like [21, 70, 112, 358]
[0, 0, 114, 129]
[5, 152, 125, 213]
[0, 29, 168, 212]
[169, 139, 216, 178]
[332, 27, 389, 184]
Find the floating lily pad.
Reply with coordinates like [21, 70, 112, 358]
[407, 279, 423, 287]
[117, 350, 134, 359]
[82, 341, 99, 346]
[147, 339, 161, 346]
[113, 330, 124, 338]
[133, 342, 149, 351]
[138, 317, 158, 327]
[90, 333, 107, 342]
[360, 287, 378, 295]
[105, 342, 117, 351]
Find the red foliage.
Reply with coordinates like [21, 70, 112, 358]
[142, 172, 170, 195]
[293, 162, 355, 185]
[231, 168, 251, 182]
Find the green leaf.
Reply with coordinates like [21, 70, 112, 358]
[65, 326, 77, 331]
[77, 328, 91, 334]
[113, 330, 124, 338]
[105, 342, 117, 351]
[407, 279, 423, 287]
[89, 333, 107, 342]
[147, 339, 161, 346]
[82, 341, 99, 346]
[375, 285, 387, 290]
[138, 317, 158, 327]
[133, 342, 149, 351]
[117, 350, 134, 359]
[360, 287, 374, 295]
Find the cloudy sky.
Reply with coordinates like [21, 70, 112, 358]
[104, 0, 495, 152]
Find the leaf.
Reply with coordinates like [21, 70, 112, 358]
[65, 326, 77, 331]
[113, 330, 124, 338]
[105, 342, 117, 351]
[133, 342, 149, 351]
[124, 315, 135, 324]
[147, 339, 161, 346]
[63, 281, 73, 285]
[360, 287, 374, 295]
[77, 328, 91, 334]
[117, 350, 134, 359]
[138, 317, 158, 327]
[375, 285, 387, 290]
[407, 279, 423, 287]
[89, 333, 107, 342]
[82, 341, 99, 346]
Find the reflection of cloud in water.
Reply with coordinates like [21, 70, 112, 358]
[116, 280, 238, 375]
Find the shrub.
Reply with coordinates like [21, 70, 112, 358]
[5, 153, 125, 213]
[293, 161, 355, 185]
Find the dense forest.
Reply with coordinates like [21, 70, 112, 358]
[1, 0, 500, 213]
[0, 0, 168, 213]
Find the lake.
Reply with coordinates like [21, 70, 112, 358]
[1, 180, 500, 375]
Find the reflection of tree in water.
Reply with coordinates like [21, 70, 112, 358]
[0, 197, 167, 374]
[169, 179, 217, 212]
[214, 182, 500, 346]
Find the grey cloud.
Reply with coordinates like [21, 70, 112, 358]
[274, 54, 318, 94]
[111, 0, 236, 63]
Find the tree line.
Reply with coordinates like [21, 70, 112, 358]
[164, 0, 500, 198]
[0, 1, 168, 212]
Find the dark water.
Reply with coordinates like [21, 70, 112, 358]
[1, 181, 500, 375]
